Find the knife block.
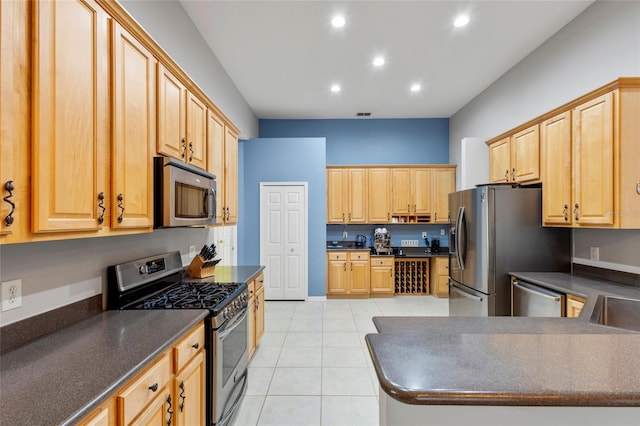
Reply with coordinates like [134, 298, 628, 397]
[186, 255, 219, 278]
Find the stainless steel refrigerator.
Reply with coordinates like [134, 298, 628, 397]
[448, 185, 571, 316]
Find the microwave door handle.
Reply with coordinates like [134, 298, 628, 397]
[208, 189, 216, 220]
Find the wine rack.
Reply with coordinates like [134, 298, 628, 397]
[394, 258, 429, 294]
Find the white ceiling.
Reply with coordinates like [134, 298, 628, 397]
[179, 1, 593, 120]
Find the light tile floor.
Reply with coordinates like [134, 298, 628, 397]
[232, 296, 449, 426]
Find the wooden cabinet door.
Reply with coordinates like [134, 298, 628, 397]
[349, 256, 370, 295]
[370, 258, 394, 296]
[207, 111, 225, 223]
[186, 92, 207, 169]
[111, 21, 155, 230]
[32, 0, 109, 233]
[431, 168, 455, 223]
[412, 168, 431, 215]
[327, 169, 347, 223]
[488, 137, 510, 183]
[511, 125, 540, 182]
[157, 63, 186, 161]
[224, 127, 238, 223]
[541, 111, 572, 226]
[130, 391, 172, 426]
[327, 257, 348, 295]
[1, 0, 29, 241]
[174, 352, 206, 426]
[256, 285, 265, 342]
[348, 168, 367, 223]
[391, 168, 412, 214]
[367, 168, 391, 223]
[566, 294, 586, 318]
[573, 92, 614, 226]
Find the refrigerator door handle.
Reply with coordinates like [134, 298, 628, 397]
[455, 206, 466, 270]
[450, 280, 483, 302]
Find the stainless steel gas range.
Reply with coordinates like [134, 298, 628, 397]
[107, 251, 249, 426]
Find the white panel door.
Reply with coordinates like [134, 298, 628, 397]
[260, 183, 308, 300]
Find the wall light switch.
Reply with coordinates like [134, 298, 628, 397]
[440, 228, 445, 236]
[189, 245, 196, 258]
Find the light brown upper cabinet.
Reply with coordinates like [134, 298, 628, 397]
[488, 124, 540, 184]
[208, 110, 238, 224]
[111, 21, 156, 230]
[542, 89, 640, 228]
[326, 168, 367, 224]
[157, 64, 207, 170]
[32, 0, 109, 233]
[431, 168, 456, 224]
[367, 168, 391, 223]
[392, 168, 431, 216]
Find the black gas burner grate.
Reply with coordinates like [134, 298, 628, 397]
[132, 282, 240, 310]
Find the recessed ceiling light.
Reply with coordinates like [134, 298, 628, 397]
[330, 84, 341, 93]
[454, 15, 469, 28]
[373, 56, 385, 67]
[331, 16, 345, 28]
[410, 84, 421, 92]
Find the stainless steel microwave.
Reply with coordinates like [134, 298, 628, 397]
[154, 157, 216, 228]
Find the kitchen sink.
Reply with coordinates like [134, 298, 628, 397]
[590, 295, 640, 332]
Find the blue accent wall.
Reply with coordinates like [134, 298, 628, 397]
[259, 118, 449, 165]
[239, 138, 327, 297]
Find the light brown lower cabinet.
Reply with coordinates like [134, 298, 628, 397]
[430, 257, 450, 298]
[370, 257, 395, 297]
[249, 272, 265, 359]
[78, 322, 205, 426]
[566, 294, 587, 318]
[327, 251, 371, 297]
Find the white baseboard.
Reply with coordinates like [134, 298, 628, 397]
[572, 257, 640, 274]
[306, 296, 327, 302]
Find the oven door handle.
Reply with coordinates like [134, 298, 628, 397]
[218, 305, 248, 340]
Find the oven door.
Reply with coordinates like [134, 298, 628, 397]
[213, 306, 248, 426]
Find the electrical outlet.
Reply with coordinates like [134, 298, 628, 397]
[590, 246, 600, 261]
[189, 245, 196, 258]
[343, 231, 348, 239]
[440, 228, 445, 236]
[401, 240, 419, 247]
[2, 279, 22, 311]
[422, 232, 428, 239]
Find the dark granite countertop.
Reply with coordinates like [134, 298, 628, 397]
[326, 243, 449, 258]
[185, 265, 265, 284]
[0, 310, 208, 426]
[366, 272, 640, 407]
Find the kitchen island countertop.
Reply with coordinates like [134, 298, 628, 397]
[366, 272, 640, 407]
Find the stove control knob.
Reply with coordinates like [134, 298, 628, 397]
[222, 308, 229, 319]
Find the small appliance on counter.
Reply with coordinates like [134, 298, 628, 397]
[431, 238, 440, 253]
[373, 228, 393, 255]
[356, 235, 367, 247]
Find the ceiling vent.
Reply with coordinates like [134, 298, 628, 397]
[356, 112, 372, 117]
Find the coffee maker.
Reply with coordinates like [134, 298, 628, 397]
[373, 228, 393, 255]
[431, 238, 440, 253]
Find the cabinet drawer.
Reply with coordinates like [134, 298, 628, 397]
[174, 323, 205, 372]
[117, 353, 171, 425]
[351, 252, 370, 261]
[436, 258, 449, 275]
[254, 273, 264, 290]
[327, 252, 347, 261]
[372, 257, 394, 267]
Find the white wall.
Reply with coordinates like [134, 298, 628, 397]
[449, 1, 640, 270]
[118, 0, 259, 139]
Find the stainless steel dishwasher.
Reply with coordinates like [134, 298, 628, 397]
[511, 279, 566, 317]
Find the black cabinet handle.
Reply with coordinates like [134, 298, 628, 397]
[166, 394, 173, 426]
[189, 142, 194, 162]
[181, 138, 186, 159]
[148, 383, 158, 392]
[178, 381, 186, 413]
[563, 204, 568, 221]
[192, 342, 199, 349]
[117, 194, 124, 223]
[97, 192, 105, 225]
[3, 181, 15, 227]
[574, 203, 579, 221]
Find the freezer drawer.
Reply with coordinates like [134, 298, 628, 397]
[449, 280, 496, 317]
[511, 279, 565, 317]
